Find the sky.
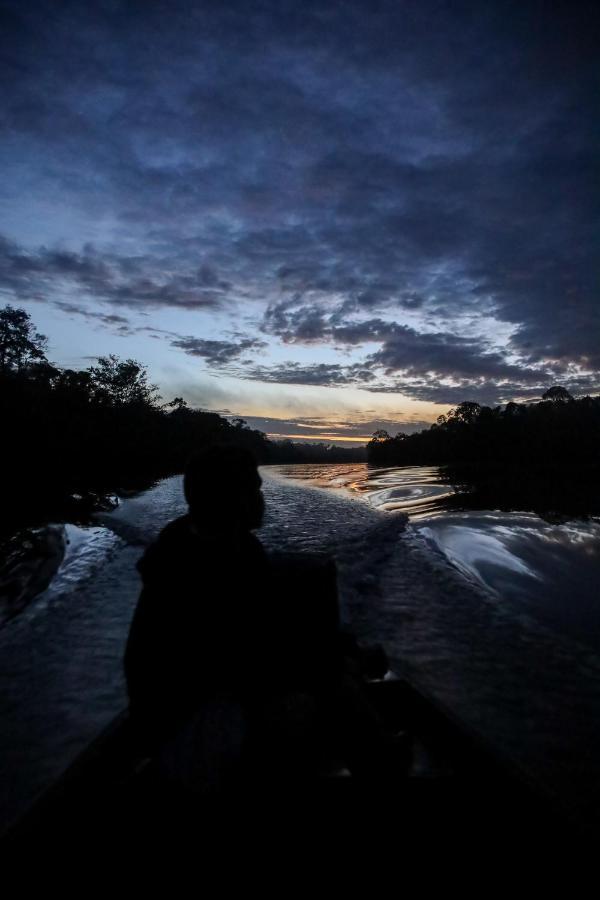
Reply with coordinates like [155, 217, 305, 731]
[1, 0, 598, 443]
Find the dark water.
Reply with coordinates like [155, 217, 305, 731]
[271, 464, 600, 649]
[1, 463, 600, 831]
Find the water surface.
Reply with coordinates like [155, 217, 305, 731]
[269, 464, 600, 649]
[2, 463, 600, 832]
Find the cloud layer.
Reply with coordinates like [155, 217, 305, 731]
[1, 1, 598, 406]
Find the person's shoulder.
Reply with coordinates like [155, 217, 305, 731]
[158, 514, 193, 542]
[243, 531, 269, 562]
[136, 514, 193, 580]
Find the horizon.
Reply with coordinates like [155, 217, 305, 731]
[1, 1, 598, 443]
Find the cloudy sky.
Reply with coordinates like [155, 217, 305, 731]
[1, 1, 598, 442]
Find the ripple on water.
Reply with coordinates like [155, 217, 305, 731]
[417, 511, 600, 649]
[267, 463, 454, 517]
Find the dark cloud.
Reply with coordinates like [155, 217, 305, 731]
[364, 380, 547, 407]
[0, 236, 227, 310]
[169, 336, 266, 365]
[289, 415, 431, 436]
[261, 309, 553, 385]
[366, 325, 535, 383]
[244, 362, 377, 387]
[263, 301, 332, 344]
[0, 1, 598, 403]
[53, 301, 133, 335]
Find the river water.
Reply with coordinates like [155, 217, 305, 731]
[1, 463, 600, 831]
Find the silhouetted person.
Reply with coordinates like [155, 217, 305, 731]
[125, 447, 268, 769]
[125, 444, 394, 794]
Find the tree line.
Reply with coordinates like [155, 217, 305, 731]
[367, 388, 600, 467]
[367, 390, 600, 513]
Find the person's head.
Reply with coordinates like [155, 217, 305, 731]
[183, 444, 264, 533]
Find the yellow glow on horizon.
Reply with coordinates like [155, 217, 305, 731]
[267, 432, 373, 443]
[182, 376, 446, 424]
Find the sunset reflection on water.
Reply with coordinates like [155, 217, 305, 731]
[267, 463, 455, 518]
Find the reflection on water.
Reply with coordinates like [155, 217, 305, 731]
[359, 467, 454, 517]
[33, 525, 120, 611]
[419, 512, 600, 649]
[271, 463, 600, 651]
[268, 464, 455, 518]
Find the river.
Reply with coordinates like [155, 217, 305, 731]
[1, 463, 600, 831]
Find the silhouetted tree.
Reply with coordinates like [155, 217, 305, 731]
[0, 305, 47, 374]
[25, 361, 61, 386]
[448, 401, 481, 425]
[542, 385, 573, 402]
[88, 355, 160, 406]
[55, 368, 93, 401]
[164, 397, 187, 410]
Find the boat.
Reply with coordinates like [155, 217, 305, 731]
[3, 671, 585, 856]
